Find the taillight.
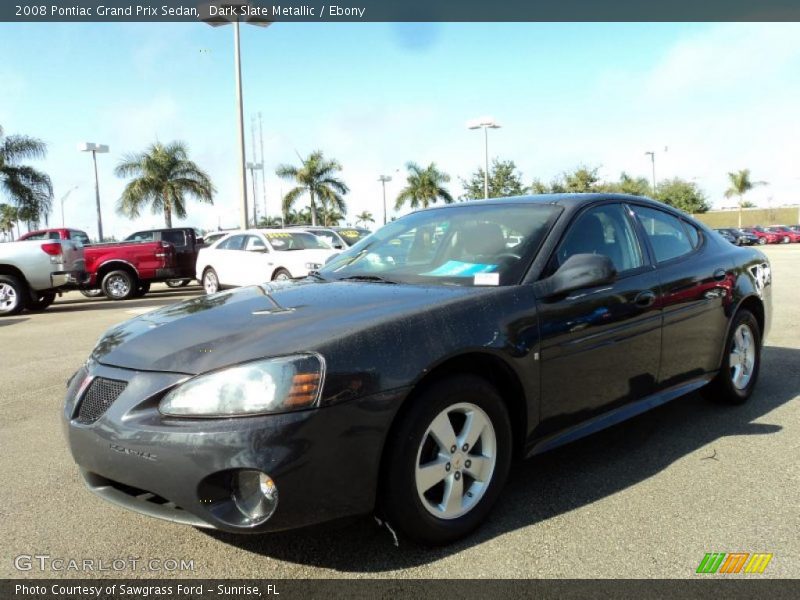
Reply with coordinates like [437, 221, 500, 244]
[41, 242, 62, 255]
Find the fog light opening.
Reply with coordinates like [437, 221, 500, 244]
[231, 470, 279, 523]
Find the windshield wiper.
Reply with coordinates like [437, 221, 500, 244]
[338, 275, 398, 284]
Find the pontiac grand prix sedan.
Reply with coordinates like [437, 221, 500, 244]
[64, 194, 771, 545]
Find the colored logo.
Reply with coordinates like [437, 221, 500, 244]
[696, 552, 773, 574]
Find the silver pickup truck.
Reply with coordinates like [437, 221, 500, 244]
[0, 239, 87, 316]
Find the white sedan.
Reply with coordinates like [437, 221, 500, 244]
[196, 229, 338, 294]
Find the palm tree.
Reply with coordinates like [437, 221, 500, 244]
[355, 211, 374, 228]
[725, 169, 766, 228]
[0, 125, 53, 227]
[395, 162, 454, 211]
[275, 150, 348, 226]
[0, 203, 18, 240]
[115, 141, 215, 227]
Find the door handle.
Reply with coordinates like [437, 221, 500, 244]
[634, 290, 656, 308]
[713, 268, 727, 281]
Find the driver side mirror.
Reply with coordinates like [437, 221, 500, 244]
[534, 253, 616, 299]
[247, 246, 268, 253]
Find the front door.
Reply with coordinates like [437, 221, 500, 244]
[536, 202, 662, 435]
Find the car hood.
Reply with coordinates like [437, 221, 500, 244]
[91, 279, 478, 374]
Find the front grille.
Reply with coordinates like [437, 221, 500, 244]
[76, 377, 127, 424]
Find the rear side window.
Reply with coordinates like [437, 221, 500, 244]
[162, 230, 187, 246]
[218, 235, 246, 251]
[127, 231, 155, 242]
[632, 206, 694, 263]
[682, 221, 700, 248]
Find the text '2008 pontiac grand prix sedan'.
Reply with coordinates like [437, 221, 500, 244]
[64, 194, 771, 545]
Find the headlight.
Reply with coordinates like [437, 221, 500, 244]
[159, 354, 324, 417]
[304, 262, 322, 270]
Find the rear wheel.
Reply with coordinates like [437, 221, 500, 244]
[202, 268, 219, 294]
[704, 310, 761, 405]
[80, 289, 104, 299]
[132, 282, 151, 298]
[379, 375, 512, 545]
[26, 292, 56, 311]
[102, 270, 136, 301]
[0, 275, 26, 316]
[272, 268, 291, 281]
[166, 279, 191, 288]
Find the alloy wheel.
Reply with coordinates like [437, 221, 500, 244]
[106, 275, 130, 298]
[730, 323, 756, 390]
[203, 271, 219, 294]
[414, 402, 497, 520]
[0, 283, 18, 313]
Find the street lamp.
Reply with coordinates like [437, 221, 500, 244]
[644, 151, 657, 195]
[467, 117, 501, 199]
[60, 185, 79, 227]
[378, 175, 392, 225]
[78, 142, 109, 241]
[200, 1, 271, 230]
[246, 161, 263, 226]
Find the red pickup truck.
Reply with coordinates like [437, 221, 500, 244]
[20, 228, 178, 300]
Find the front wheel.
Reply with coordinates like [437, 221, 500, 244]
[758, 237, 767, 245]
[704, 310, 761, 405]
[379, 375, 512, 545]
[272, 268, 291, 281]
[202, 268, 220, 294]
[26, 292, 56, 311]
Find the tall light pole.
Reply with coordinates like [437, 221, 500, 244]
[644, 151, 656, 195]
[200, 1, 270, 230]
[78, 143, 109, 241]
[60, 185, 79, 227]
[247, 161, 263, 226]
[258, 112, 267, 221]
[467, 117, 501, 199]
[378, 175, 392, 225]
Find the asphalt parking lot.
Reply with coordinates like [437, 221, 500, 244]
[2, 245, 799, 579]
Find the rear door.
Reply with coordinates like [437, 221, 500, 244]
[160, 229, 194, 278]
[537, 202, 662, 434]
[212, 234, 247, 285]
[629, 204, 731, 387]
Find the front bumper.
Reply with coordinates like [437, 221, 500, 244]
[63, 362, 406, 533]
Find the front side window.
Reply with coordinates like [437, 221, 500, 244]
[319, 204, 560, 286]
[554, 204, 644, 274]
[245, 235, 267, 251]
[632, 205, 694, 263]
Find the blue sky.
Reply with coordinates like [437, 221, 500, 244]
[1, 22, 799, 239]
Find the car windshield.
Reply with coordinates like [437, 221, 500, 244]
[337, 228, 371, 246]
[318, 203, 560, 286]
[265, 231, 331, 251]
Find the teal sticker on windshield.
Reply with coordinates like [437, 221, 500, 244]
[425, 261, 498, 277]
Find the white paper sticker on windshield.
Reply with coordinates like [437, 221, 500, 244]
[474, 272, 499, 286]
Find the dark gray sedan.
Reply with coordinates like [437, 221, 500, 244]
[64, 194, 772, 545]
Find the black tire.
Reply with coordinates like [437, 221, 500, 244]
[0, 274, 26, 316]
[132, 282, 151, 298]
[26, 292, 56, 312]
[271, 268, 292, 281]
[80, 289, 104, 299]
[379, 375, 513, 545]
[101, 269, 137, 301]
[704, 310, 761, 405]
[166, 279, 191, 288]
[202, 268, 220, 294]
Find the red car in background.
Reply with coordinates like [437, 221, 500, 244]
[740, 227, 781, 245]
[767, 225, 800, 243]
[19, 228, 178, 300]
